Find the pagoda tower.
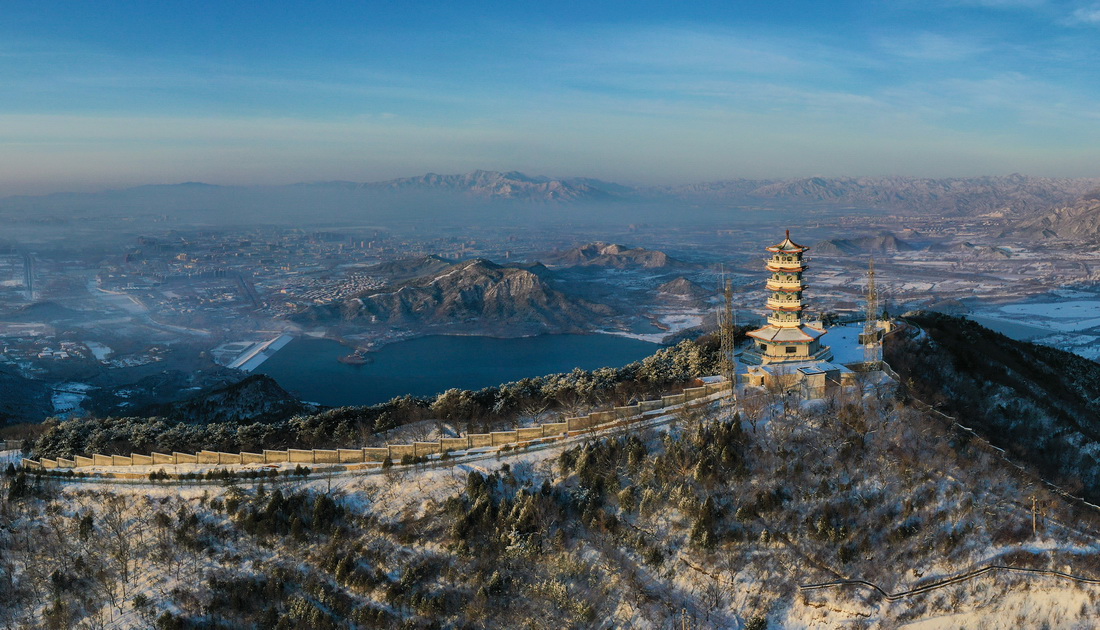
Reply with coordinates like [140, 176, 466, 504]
[741, 230, 832, 365]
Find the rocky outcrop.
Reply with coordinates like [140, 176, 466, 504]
[656, 277, 712, 300]
[132, 374, 309, 424]
[548, 242, 679, 268]
[295, 258, 614, 331]
[1008, 190, 1100, 242]
[813, 233, 914, 256]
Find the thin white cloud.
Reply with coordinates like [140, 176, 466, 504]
[1068, 4, 1100, 24]
[875, 32, 989, 62]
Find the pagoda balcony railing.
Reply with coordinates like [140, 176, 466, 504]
[767, 315, 803, 327]
[765, 261, 807, 272]
[766, 298, 804, 310]
[766, 280, 805, 290]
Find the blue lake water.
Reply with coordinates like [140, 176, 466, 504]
[256, 334, 660, 407]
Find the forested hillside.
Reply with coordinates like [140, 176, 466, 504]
[32, 338, 724, 460]
[5, 368, 1099, 628]
[887, 312, 1100, 501]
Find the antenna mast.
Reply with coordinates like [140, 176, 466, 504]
[719, 277, 738, 403]
[863, 257, 882, 365]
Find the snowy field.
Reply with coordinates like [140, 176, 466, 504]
[824, 323, 871, 365]
[968, 293, 1100, 361]
[600, 309, 705, 343]
[51, 382, 95, 416]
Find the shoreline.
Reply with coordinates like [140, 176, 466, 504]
[328, 328, 669, 355]
[229, 334, 295, 372]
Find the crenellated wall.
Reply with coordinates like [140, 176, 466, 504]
[21, 381, 732, 474]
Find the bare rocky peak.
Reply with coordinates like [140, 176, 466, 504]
[293, 257, 614, 330]
[550, 242, 676, 268]
[656, 277, 712, 300]
[1009, 189, 1100, 242]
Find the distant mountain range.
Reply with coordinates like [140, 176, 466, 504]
[660, 174, 1100, 215]
[364, 170, 629, 202]
[1007, 189, 1100, 241]
[5, 171, 1099, 216]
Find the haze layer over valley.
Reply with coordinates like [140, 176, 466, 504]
[3, 171, 1100, 421]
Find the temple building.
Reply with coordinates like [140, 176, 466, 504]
[741, 230, 833, 366]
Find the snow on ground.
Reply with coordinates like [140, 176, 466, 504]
[51, 382, 95, 416]
[84, 341, 112, 361]
[1003, 300, 1100, 319]
[1, 449, 23, 465]
[825, 323, 870, 365]
[967, 294, 1100, 359]
[599, 309, 705, 343]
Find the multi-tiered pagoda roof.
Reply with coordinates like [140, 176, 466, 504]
[742, 230, 833, 366]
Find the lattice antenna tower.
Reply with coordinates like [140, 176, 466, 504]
[863, 256, 882, 364]
[718, 276, 738, 402]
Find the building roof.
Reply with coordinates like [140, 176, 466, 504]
[746, 324, 827, 343]
[766, 229, 808, 253]
[747, 360, 850, 376]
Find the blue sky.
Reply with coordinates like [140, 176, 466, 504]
[2, 1, 1099, 193]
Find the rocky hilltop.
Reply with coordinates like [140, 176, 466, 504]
[547, 242, 680, 268]
[294, 258, 614, 331]
[1009, 189, 1100, 241]
[360, 254, 456, 282]
[813, 232, 914, 256]
[656, 277, 712, 300]
[127, 374, 311, 425]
